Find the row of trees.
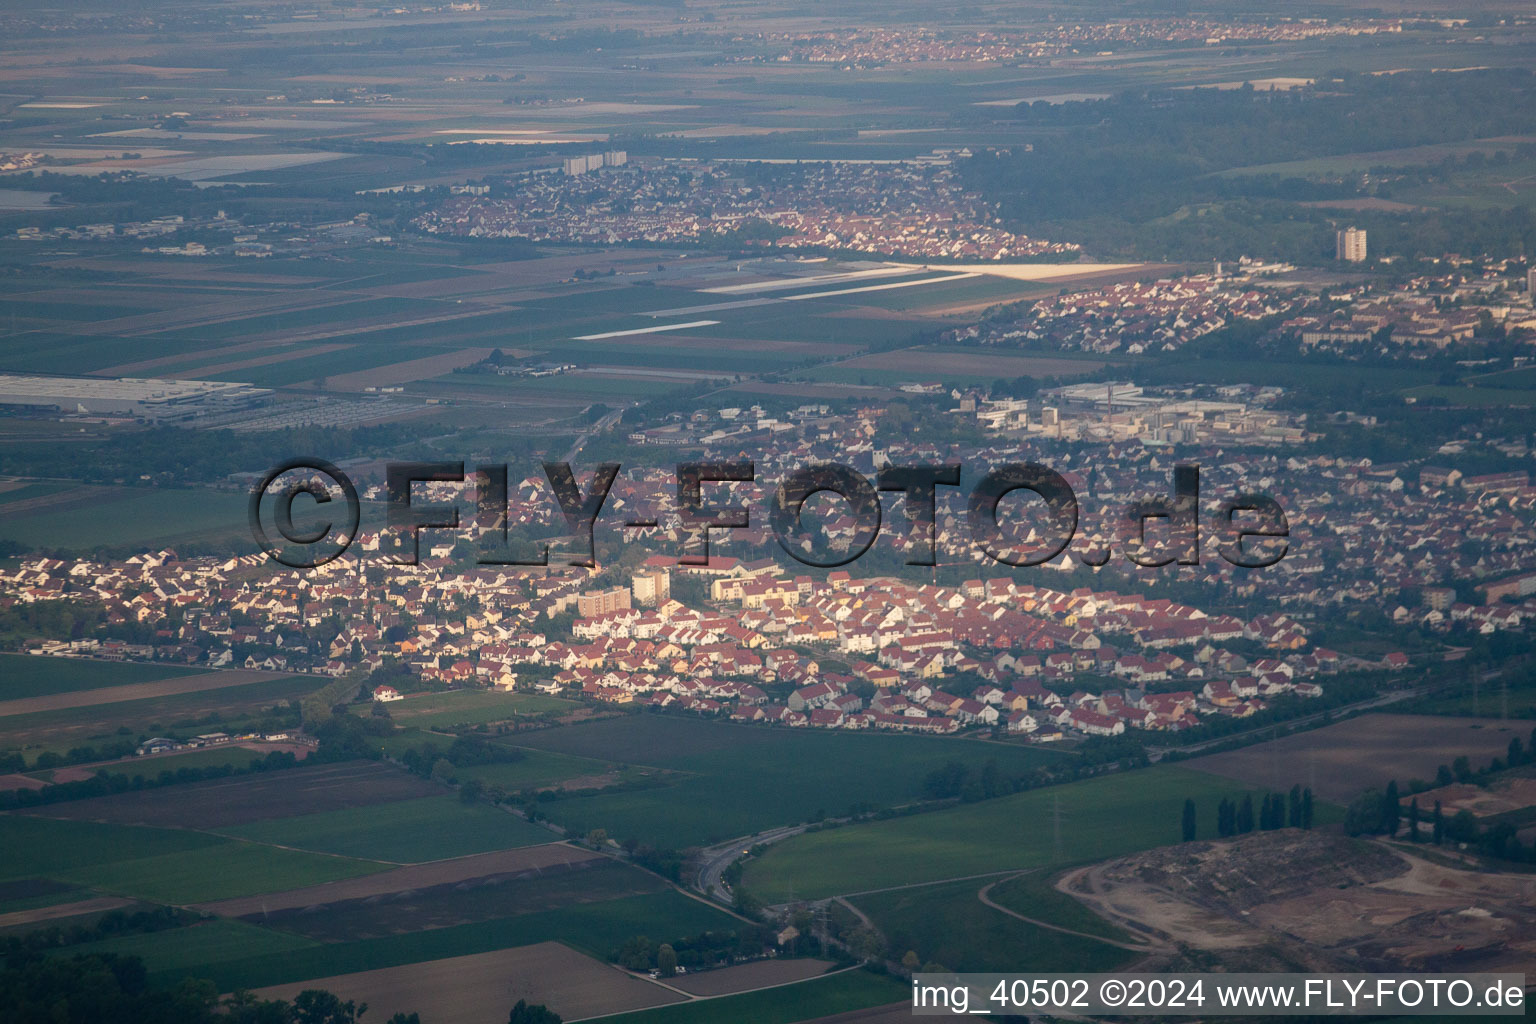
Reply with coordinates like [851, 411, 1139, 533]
[1183, 785, 1315, 841]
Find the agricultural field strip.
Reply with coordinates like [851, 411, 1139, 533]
[640, 273, 981, 317]
[699, 266, 927, 295]
[0, 895, 136, 930]
[252, 941, 686, 1024]
[0, 668, 296, 717]
[194, 842, 602, 916]
[574, 320, 721, 341]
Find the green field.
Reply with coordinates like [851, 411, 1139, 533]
[31, 744, 276, 782]
[1138, 357, 1435, 393]
[508, 716, 1069, 849]
[389, 689, 580, 729]
[0, 481, 73, 506]
[67, 918, 319, 974]
[0, 487, 255, 553]
[0, 674, 322, 759]
[0, 814, 222, 877]
[853, 876, 1131, 974]
[574, 968, 907, 1024]
[1406, 679, 1536, 719]
[983, 870, 1132, 944]
[0, 654, 202, 700]
[741, 766, 1293, 902]
[0, 811, 386, 905]
[460, 747, 657, 792]
[1401, 385, 1536, 407]
[0, 878, 84, 916]
[54, 839, 387, 905]
[180, 889, 743, 992]
[219, 795, 554, 863]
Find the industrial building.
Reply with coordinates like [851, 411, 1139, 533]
[0, 374, 272, 422]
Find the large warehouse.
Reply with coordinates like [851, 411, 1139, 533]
[0, 374, 272, 421]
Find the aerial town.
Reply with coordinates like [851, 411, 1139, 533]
[3, 3, 1536, 1021]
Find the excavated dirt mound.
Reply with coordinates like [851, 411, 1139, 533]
[1070, 831, 1536, 973]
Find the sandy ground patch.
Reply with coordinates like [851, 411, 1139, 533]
[1407, 777, 1536, 818]
[198, 843, 599, 916]
[0, 896, 136, 929]
[669, 958, 837, 996]
[252, 941, 682, 1023]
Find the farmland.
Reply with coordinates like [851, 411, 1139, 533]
[593, 969, 909, 1024]
[0, 654, 202, 700]
[66, 918, 319, 975]
[188, 890, 745, 993]
[740, 765, 1296, 903]
[196, 844, 609, 917]
[0, 486, 256, 553]
[850, 876, 1131, 973]
[217, 794, 554, 863]
[506, 715, 1070, 848]
[982, 869, 1133, 944]
[387, 689, 581, 729]
[27, 761, 443, 827]
[0, 673, 323, 759]
[454, 745, 651, 793]
[0, 666, 296, 719]
[252, 941, 684, 1024]
[239, 857, 670, 943]
[1187, 714, 1531, 804]
[49, 836, 385, 905]
[0, 812, 387, 904]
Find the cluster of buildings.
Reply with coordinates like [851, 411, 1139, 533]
[3, 350, 1533, 748]
[971, 382, 1307, 447]
[0, 373, 272, 422]
[15, 213, 192, 243]
[550, 564, 1338, 736]
[561, 151, 627, 175]
[414, 159, 1076, 261]
[734, 19, 1403, 67]
[950, 271, 1309, 354]
[953, 260, 1536, 361]
[1282, 265, 1536, 357]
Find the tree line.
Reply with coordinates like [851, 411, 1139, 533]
[1181, 784, 1314, 841]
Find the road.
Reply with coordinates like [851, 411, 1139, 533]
[694, 823, 810, 904]
[560, 405, 626, 464]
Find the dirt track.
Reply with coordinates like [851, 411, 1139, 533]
[197, 842, 599, 916]
[0, 896, 136, 930]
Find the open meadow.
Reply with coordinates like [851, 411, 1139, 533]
[740, 765, 1317, 903]
[505, 714, 1071, 848]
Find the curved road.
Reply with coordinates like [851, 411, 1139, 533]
[694, 824, 811, 904]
